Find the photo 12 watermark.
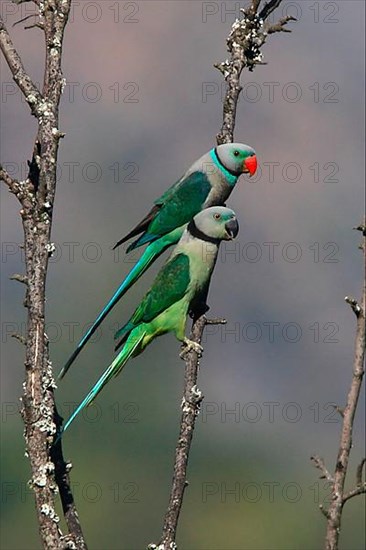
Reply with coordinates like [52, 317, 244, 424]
[202, 81, 340, 104]
[0, 1, 140, 25]
[2, 81, 140, 104]
[1, 400, 140, 425]
[1, 480, 140, 504]
[201, 2, 340, 25]
[199, 400, 342, 424]
[201, 479, 335, 505]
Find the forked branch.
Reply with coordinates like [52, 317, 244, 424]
[311, 224, 365, 550]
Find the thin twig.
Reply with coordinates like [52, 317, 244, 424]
[259, 0, 283, 19]
[319, 504, 331, 519]
[10, 273, 28, 284]
[314, 225, 365, 550]
[0, 165, 36, 209]
[354, 223, 366, 237]
[24, 22, 44, 31]
[342, 485, 366, 504]
[0, 164, 22, 195]
[331, 404, 345, 418]
[311, 455, 334, 483]
[266, 15, 297, 34]
[205, 317, 227, 325]
[13, 0, 40, 5]
[214, 0, 295, 143]
[345, 296, 362, 317]
[12, 13, 37, 28]
[11, 333, 27, 345]
[0, 18, 42, 115]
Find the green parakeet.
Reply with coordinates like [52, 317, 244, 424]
[62, 206, 239, 432]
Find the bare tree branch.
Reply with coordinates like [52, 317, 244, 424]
[0, 18, 42, 115]
[12, 13, 37, 28]
[354, 223, 366, 238]
[343, 484, 366, 504]
[311, 455, 334, 483]
[259, 0, 283, 19]
[11, 332, 27, 345]
[214, 0, 295, 144]
[266, 15, 297, 34]
[151, 2, 295, 548]
[345, 295, 362, 317]
[313, 224, 365, 550]
[156, 315, 207, 548]
[0, 164, 36, 209]
[13, 0, 40, 5]
[24, 22, 44, 30]
[1, 2, 88, 548]
[0, 164, 23, 195]
[10, 273, 28, 284]
[331, 404, 345, 418]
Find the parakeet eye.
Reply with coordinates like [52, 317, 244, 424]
[213, 213, 221, 220]
[233, 150, 240, 157]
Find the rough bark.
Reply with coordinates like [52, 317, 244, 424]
[0, 2, 87, 548]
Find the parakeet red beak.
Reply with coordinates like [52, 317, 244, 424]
[243, 155, 257, 177]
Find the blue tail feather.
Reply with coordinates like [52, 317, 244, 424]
[114, 320, 134, 343]
[58, 264, 139, 379]
[58, 234, 176, 380]
[62, 329, 145, 433]
[126, 232, 158, 253]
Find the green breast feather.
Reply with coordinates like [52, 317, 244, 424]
[132, 253, 190, 325]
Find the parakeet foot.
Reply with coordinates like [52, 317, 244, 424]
[180, 337, 203, 358]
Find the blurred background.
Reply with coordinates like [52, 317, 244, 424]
[1, 1, 365, 549]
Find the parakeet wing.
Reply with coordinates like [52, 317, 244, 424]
[113, 205, 160, 249]
[132, 253, 190, 325]
[149, 171, 212, 235]
[114, 171, 211, 250]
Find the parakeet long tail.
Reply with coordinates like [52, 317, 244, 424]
[62, 328, 146, 433]
[59, 232, 179, 379]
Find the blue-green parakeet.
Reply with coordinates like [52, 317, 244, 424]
[62, 206, 239, 432]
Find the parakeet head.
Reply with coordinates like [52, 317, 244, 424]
[215, 143, 257, 177]
[190, 206, 239, 242]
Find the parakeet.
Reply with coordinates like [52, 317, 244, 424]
[60, 143, 256, 378]
[62, 206, 239, 432]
